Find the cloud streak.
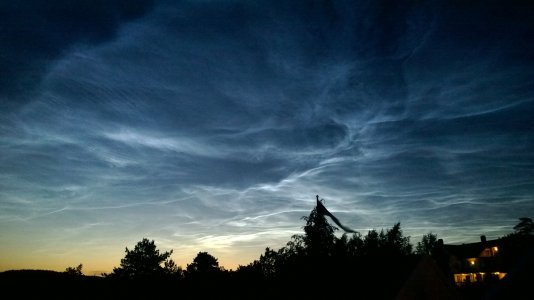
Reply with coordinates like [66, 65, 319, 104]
[0, 0, 155, 103]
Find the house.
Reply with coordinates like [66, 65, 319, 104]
[438, 234, 534, 289]
[443, 235, 505, 286]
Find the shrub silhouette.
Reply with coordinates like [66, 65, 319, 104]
[64, 263, 83, 276]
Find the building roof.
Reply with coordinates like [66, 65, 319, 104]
[444, 238, 500, 259]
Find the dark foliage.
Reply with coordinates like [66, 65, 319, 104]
[110, 238, 175, 279]
[64, 263, 83, 276]
[416, 232, 439, 256]
[232, 204, 421, 299]
[513, 217, 534, 236]
[4, 203, 530, 299]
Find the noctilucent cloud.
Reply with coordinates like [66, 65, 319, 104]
[1, 0, 533, 274]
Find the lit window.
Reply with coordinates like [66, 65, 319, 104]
[492, 272, 506, 280]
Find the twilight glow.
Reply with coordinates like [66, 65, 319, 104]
[1, 0, 533, 275]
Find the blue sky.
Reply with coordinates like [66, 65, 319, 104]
[1, 0, 533, 274]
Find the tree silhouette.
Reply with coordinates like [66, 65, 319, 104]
[64, 263, 83, 276]
[302, 203, 337, 257]
[186, 251, 222, 278]
[362, 229, 381, 256]
[111, 238, 174, 279]
[383, 222, 412, 256]
[163, 258, 184, 278]
[256, 247, 278, 279]
[356, 223, 413, 257]
[415, 232, 438, 256]
[347, 232, 364, 257]
[513, 217, 534, 235]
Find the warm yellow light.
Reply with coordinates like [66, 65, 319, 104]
[493, 247, 498, 252]
[470, 260, 475, 265]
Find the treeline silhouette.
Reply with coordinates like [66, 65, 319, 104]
[1, 202, 533, 299]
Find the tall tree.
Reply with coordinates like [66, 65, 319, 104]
[111, 238, 174, 279]
[302, 202, 337, 257]
[347, 233, 364, 257]
[415, 232, 438, 256]
[186, 251, 222, 276]
[362, 229, 381, 256]
[384, 222, 412, 256]
[256, 247, 278, 279]
[513, 217, 534, 235]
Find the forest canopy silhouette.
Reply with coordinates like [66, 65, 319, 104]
[1, 198, 533, 299]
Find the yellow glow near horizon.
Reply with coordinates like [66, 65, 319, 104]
[0, 245, 262, 275]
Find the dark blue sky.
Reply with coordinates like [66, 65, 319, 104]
[1, 0, 533, 273]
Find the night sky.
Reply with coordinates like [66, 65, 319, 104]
[1, 0, 534, 275]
